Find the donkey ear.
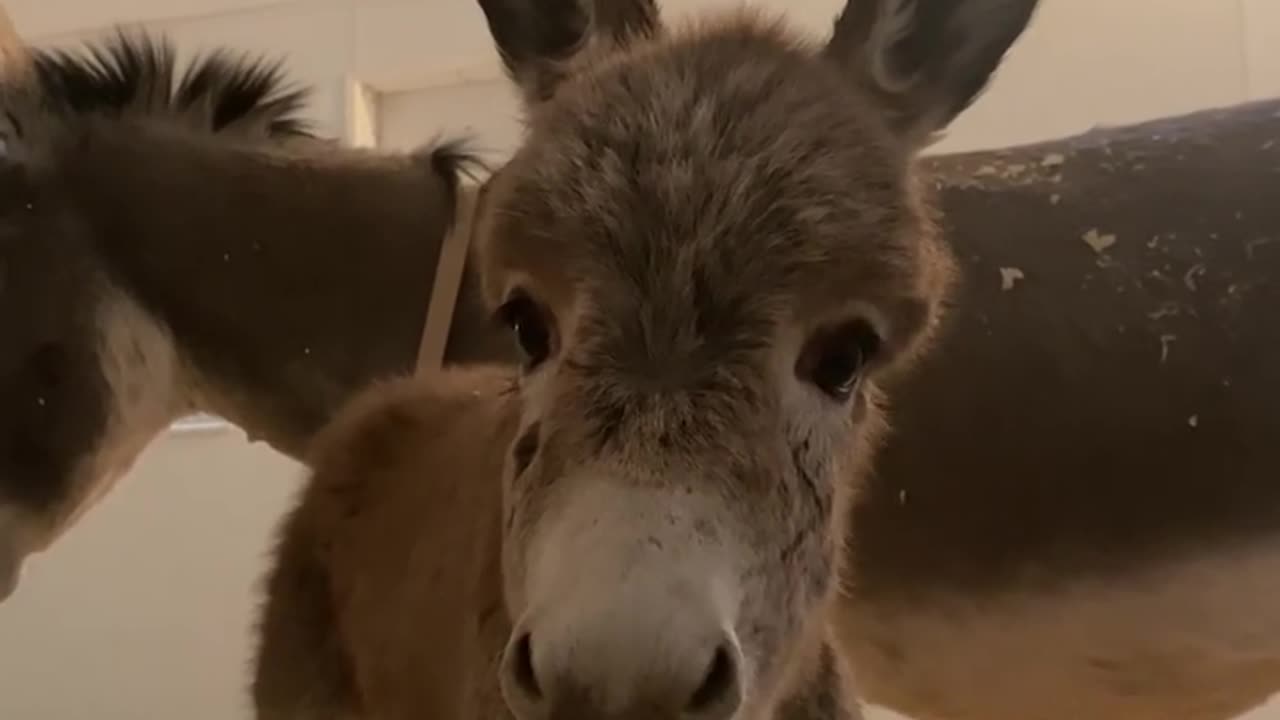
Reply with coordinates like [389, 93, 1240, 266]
[823, 0, 1040, 145]
[476, 0, 660, 104]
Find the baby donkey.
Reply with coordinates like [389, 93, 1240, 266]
[253, 0, 1040, 718]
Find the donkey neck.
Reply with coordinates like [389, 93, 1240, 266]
[63, 121, 513, 457]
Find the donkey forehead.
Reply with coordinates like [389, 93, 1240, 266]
[485, 26, 921, 308]
[530, 26, 906, 209]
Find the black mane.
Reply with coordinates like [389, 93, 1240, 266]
[28, 30, 312, 138]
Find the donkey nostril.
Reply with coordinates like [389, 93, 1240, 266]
[686, 644, 739, 714]
[511, 631, 543, 700]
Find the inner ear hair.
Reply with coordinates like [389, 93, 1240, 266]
[822, 0, 1042, 144]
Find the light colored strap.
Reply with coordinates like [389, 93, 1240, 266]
[0, 3, 32, 75]
[415, 184, 477, 373]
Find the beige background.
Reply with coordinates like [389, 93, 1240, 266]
[0, 1, 1277, 718]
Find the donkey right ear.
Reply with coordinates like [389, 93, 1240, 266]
[476, 0, 661, 105]
[822, 0, 1040, 147]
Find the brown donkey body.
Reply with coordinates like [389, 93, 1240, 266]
[840, 98, 1280, 720]
[4, 5, 1280, 720]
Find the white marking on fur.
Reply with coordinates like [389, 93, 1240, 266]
[840, 537, 1280, 720]
[0, 289, 183, 601]
[999, 266, 1024, 291]
[68, 289, 184, 528]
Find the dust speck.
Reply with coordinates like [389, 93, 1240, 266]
[1159, 334, 1176, 364]
[1083, 229, 1117, 254]
[1246, 237, 1274, 259]
[1187, 415, 1199, 428]
[999, 267, 1025, 291]
[1183, 263, 1206, 291]
[1049, 193, 1061, 205]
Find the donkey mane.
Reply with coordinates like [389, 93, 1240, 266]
[26, 30, 311, 138]
[3, 27, 487, 232]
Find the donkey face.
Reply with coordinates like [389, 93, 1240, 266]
[0, 136, 183, 602]
[0, 43, 180, 602]
[0, 157, 108, 600]
[476, 0, 1038, 717]
[0, 32, 307, 600]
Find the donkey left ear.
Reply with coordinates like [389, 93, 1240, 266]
[477, 0, 661, 105]
[823, 0, 1041, 146]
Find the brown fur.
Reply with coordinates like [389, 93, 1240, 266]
[837, 98, 1280, 720]
[256, 367, 518, 720]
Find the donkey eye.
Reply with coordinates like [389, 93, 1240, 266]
[497, 293, 553, 369]
[797, 319, 882, 401]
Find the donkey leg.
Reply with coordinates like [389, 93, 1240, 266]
[252, 511, 359, 720]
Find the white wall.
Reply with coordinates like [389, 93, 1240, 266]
[0, 1, 1277, 719]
